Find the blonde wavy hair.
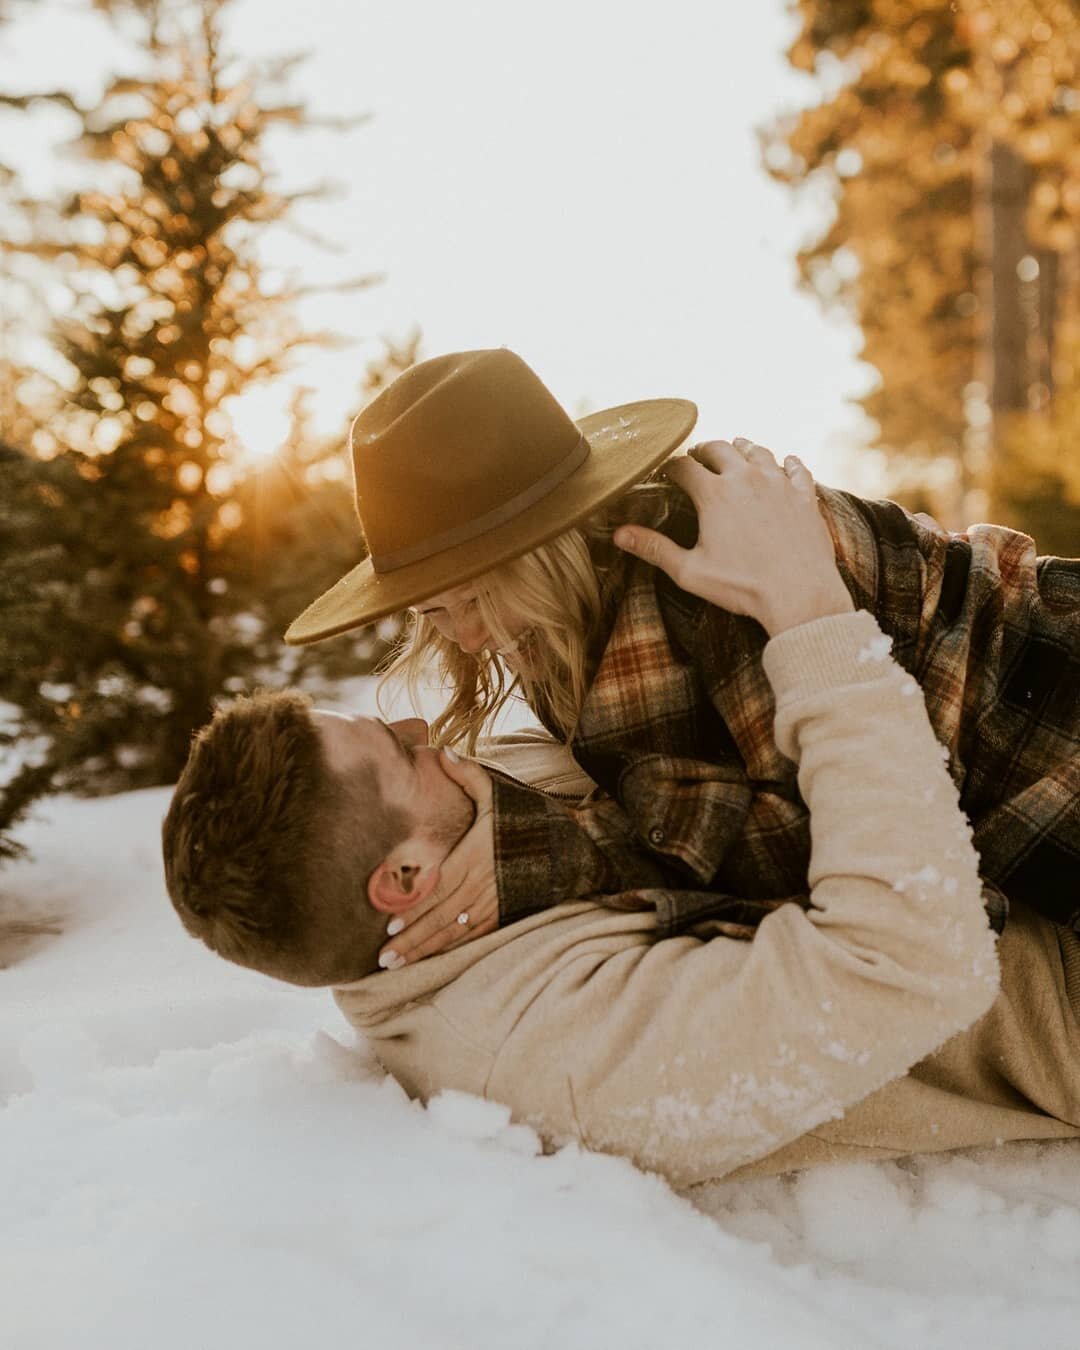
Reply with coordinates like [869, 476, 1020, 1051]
[378, 476, 673, 753]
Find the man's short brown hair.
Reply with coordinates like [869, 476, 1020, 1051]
[162, 690, 410, 985]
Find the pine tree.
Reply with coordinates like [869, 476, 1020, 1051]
[0, 33, 67, 863]
[764, 1, 1080, 545]
[0, 446, 68, 862]
[1, 0, 376, 792]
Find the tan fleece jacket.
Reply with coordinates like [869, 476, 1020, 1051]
[333, 611, 1062, 1189]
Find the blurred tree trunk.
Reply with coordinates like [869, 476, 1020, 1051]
[986, 142, 1032, 414]
[763, 0, 1080, 551]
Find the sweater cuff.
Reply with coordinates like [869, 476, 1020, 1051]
[762, 610, 895, 707]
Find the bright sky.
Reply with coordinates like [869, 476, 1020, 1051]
[1, 0, 880, 488]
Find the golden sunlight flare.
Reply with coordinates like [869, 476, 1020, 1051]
[223, 385, 292, 461]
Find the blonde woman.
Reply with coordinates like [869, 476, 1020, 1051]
[286, 348, 1078, 969]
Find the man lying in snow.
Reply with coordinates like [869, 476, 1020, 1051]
[162, 455, 1080, 1188]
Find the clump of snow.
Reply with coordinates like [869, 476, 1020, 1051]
[795, 1161, 912, 1263]
[697, 1146, 1080, 1344]
[856, 633, 893, 664]
[893, 863, 943, 898]
[429, 1087, 514, 1137]
[2, 750, 1079, 1348]
[427, 1088, 542, 1156]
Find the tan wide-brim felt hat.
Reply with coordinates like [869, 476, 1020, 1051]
[285, 348, 697, 644]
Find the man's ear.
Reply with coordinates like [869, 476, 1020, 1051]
[367, 847, 441, 915]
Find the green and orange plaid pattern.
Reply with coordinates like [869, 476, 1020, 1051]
[490, 482, 1078, 938]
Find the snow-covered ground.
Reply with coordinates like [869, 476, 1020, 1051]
[4, 691, 1080, 1348]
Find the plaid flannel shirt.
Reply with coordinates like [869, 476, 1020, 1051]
[490, 483, 1080, 937]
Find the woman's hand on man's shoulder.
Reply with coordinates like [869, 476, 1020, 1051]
[613, 438, 855, 637]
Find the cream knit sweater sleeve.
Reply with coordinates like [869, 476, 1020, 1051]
[475, 610, 1002, 1185]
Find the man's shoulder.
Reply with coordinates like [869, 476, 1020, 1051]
[614, 477, 699, 545]
[599, 480, 706, 637]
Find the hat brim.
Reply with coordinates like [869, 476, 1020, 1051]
[284, 397, 697, 645]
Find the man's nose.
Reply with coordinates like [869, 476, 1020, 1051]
[390, 716, 430, 748]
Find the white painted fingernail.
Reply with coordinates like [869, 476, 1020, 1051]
[386, 918, 404, 936]
[379, 950, 405, 970]
[443, 747, 460, 763]
[377, 951, 393, 969]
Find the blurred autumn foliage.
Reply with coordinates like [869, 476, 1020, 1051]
[764, 0, 1080, 552]
[0, 0, 414, 859]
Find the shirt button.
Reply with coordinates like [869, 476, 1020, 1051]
[648, 826, 666, 847]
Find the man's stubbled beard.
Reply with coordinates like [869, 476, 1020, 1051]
[423, 787, 477, 855]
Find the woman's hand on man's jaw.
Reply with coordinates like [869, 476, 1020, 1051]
[377, 750, 498, 970]
[613, 438, 855, 637]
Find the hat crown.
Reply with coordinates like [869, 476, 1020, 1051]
[350, 349, 587, 573]
[284, 346, 696, 645]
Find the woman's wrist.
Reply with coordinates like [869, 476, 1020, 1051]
[761, 583, 855, 638]
[762, 609, 892, 711]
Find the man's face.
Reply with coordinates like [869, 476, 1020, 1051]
[311, 711, 474, 857]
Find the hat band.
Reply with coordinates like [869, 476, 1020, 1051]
[369, 434, 590, 574]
